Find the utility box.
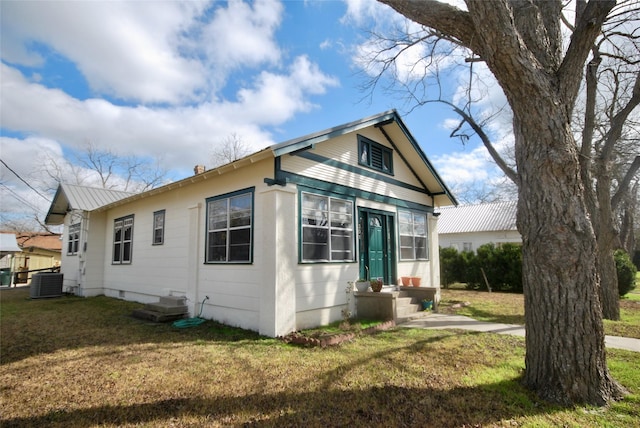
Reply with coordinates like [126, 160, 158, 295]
[30, 272, 64, 298]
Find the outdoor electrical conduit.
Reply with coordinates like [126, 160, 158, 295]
[173, 295, 209, 328]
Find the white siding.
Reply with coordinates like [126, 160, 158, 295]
[281, 129, 432, 206]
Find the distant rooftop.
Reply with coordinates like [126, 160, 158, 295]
[437, 201, 517, 234]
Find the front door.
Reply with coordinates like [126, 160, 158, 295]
[359, 209, 395, 284]
[368, 214, 385, 280]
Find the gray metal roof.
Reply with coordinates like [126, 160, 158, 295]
[45, 184, 135, 225]
[0, 233, 22, 252]
[436, 201, 517, 234]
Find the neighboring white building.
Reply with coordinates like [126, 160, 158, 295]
[45, 111, 457, 337]
[437, 201, 520, 252]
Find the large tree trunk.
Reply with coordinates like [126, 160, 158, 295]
[379, 0, 627, 405]
[513, 98, 624, 405]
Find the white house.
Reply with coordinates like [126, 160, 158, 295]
[45, 110, 457, 337]
[437, 201, 520, 252]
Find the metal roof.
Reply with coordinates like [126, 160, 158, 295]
[45, 184, 135, 225]
[436, 201, 517, 234]
[44, 111, 458, 224]
[0, 233, 22, 252]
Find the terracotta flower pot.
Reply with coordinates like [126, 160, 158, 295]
[411, 277, 421, 287]
[401, 277, 411, 286]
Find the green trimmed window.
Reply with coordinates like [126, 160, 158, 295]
[398, 210, 428, 260]
[301, 192, 354, 262]
[358, 135, 393, 174]
[206, 189, 253, 263]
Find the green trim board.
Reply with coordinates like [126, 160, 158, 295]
[374, 118, 458, 206]
[292, 151, 431, 196]
[376, 125, 429, 191]
[280, 170, 434, 213]
[271, 110, 398, 157]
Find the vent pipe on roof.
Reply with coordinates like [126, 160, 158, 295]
[194, 165, 206, 175]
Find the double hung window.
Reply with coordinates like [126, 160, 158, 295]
[153, 210, 165, 245]
[113, 215, 134, 264]
[206, 190, 253, 263]
[398, 210, 428, 260]
[68, 223, 80, 255]
[301, 192, 354, 262]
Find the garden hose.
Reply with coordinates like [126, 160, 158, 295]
[172, 296, 209, 328]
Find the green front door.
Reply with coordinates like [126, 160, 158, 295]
[359, 209, 395, 284]
[368, 214, 385, 280]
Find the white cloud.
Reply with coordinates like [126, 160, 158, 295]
[0, 0, 339, 178]
[1, 0, 208, 104]
[202, 0, 283, 73]
[0, 56, 337, 175]
[433, 146, 492, 186]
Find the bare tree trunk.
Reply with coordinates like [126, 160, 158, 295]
[595, 165, 621, 320]
[620, 183, 638, 256]
[513, 98, 624, 404]
[379, 0, 627, 405]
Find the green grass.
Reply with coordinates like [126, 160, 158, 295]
[440, 288, 640, 339]
[1, 287, 639, 427]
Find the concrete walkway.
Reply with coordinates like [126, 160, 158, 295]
[401, 313, 640, 353]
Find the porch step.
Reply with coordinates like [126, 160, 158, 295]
[145, 303, 188, 315]
[132, 308, 186, 323]
[132, 295, 189, 323]
[159, 296, 186, 306]
[394, 293, 428, 324]
[396, 310, 432, 324]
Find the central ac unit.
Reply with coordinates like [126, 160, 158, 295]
[30, 273, 64, 299]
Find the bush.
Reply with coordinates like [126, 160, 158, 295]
[615, 249, 637, 296]
[439, 246, 460, 287]
[439, 243, 522, 292]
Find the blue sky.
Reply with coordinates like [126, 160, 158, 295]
[1, 0, 510, 227]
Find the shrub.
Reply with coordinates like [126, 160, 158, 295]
[615, 249, 637, 296]
[439, 246, 460, 287]
[439, 243, 522, 292]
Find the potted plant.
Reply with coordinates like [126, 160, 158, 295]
[370, 278, 383, 292]
[421, 299, 433, 311]
[355, 278, 370, 292]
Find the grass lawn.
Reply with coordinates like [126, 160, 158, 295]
[1, 287, 639, 427]
[439, 286, 640, 339]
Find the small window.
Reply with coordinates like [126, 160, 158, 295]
[113, 215, 134, 264]
[398, 210, 428, 260]
[301, 192, 354, 262]
[67, 223, 80, 255]
[206, 189, 253, 263]
[153, 210, 165, 245]
[358, 135, 393, 174]
[463, 242, 473, 252]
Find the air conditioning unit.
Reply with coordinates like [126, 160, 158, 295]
[30, 273, 64, 299]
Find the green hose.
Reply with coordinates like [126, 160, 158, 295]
[172, 296, 209, 328]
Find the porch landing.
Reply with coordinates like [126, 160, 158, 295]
[355, 286, 440, 324]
